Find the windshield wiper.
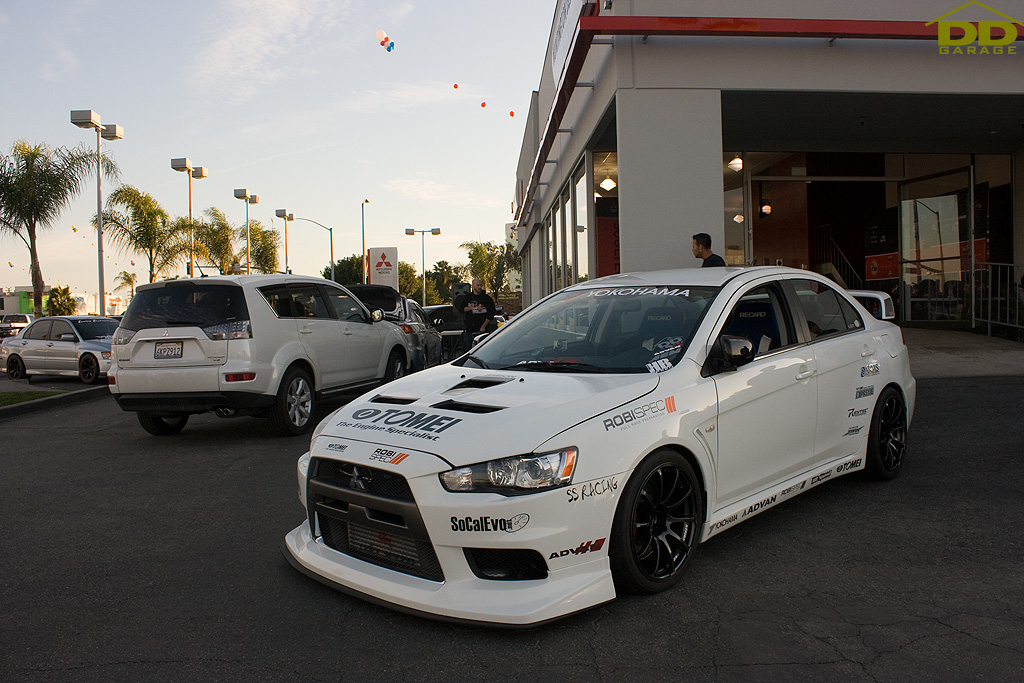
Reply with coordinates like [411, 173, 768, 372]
[508, 361, 605, 373]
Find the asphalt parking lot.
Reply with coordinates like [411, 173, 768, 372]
[1, 333, 1023, 682]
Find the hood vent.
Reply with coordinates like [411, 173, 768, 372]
[369, 395, 418, 405]
[441, 376, 513, 396]
[431, 399, 505, 414]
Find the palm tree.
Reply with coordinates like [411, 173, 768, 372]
[113, 270, 137, 299]
[47, 285, 78, 316]
[195, 207, 236, 274]
[0, 140, 118, 316]
[237, 219, 280, 274]
[102, 186, 188, 282]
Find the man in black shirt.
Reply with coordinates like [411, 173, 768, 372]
[455, 277, 496, 353]
[692, 232, 726, 267]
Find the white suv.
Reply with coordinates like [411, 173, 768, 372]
[108, 274, 409, 436]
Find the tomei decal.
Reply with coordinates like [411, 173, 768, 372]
[710, 513, 738, 532]
[451, 514, 529, 533]
[855, 386, 875, 399]
[565, 477, 619, 503]
[337, 407, 463, 442]
[743, 494, 777, 517]
[847, 407, 868, 418]
[843, 425, 865, 437]
[810, 470, 833, 485]
[603, 396, 677, 431]
[588, 287, 690, 298]
[860, 363, 880, 377]
[325, 442, 348, 452]
[548, 538, 606, 560]
[836, 458, 863, 474]
[369, 448, 410, 465]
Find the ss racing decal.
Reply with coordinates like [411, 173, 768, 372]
[548, 538, 606, 560]
[855, 385, 875, 399]
[603, 396, 677, 431]
[451, 513, 529, 533]
[565, 477, 619, 503]
[369, 448, 410, 465]
[337, 407, 463, 442]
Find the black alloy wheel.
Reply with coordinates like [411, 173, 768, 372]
[7, 355, 26, 380]
[78, 354, 100, 384]
[864, 386, 907, 480]
[137, 412, 189, 436]
[384, 350, 406, 382]
[610, 450, 703, 594]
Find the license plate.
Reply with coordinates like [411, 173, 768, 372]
[154, 341, 183, 359]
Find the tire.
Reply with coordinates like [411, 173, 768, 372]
[78, 354, 100, 384]
[609, 450, 704, 594]
[137, 412, 189, 436]
[7, 355, 26, 380]
[383, 349, 406, 383]
[864, 386, 907, 480]
[270, 367, 315, 436]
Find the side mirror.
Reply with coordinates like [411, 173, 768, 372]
[371, 309, 384, 322]
[58, 333, 78, 342]
[702, 334, 755, 377]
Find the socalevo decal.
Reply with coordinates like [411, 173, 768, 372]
[603, 396, 677, 431]
[548, 538, 606, 560]
[565, 477, 618, 503]
[337, 407, 463, 442]
[450, 514, 529, 533]
[855, 386, 875, 399]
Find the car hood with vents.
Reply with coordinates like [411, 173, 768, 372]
[314, 364, 661, 466]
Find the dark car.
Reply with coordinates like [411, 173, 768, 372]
[423, 304, 465, 361]
[348, 285, 442, 371]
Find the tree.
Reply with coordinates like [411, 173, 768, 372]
[113, 270, 137, 299]
[237, 220, 280, 274]
[195, 207, 237, 274]
[460, 240, 501, 292]
[321, 254, 365, 285]
[102, 186, 187, 282]
[397, 261, 421, 300]
[428, 260, 467, 303]
[492, 241, 522, 294]
[47, 285, 78, 316]
[0, 140, 118, 316]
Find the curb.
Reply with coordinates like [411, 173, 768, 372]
[0, 385, 112, 422]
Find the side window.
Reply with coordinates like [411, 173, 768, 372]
[791, 279, 863, 339]
[26, 320, 52, 340]
[259, 285, 294, 318]
[290, 286, 330, 319]
[50, 320, 75, 341]
[720, 284, 792, 358]
[323, 287, 367, 323]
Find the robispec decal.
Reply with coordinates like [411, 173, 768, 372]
[861, 363, 880, 377]
[325, 442, 348, 452]
[451, 513, 529, 533]
[710, 513, 739, 532]
[847, 407, 868, 418]
[549, 538, 606, 560]
[742, 494, 777, 518]
[369, 448, 410, 465]
[603, 396, 677, 431]
[843, 425, 865, 437]
[855, 386, 875, 399]
[565, 477, 619, 503]
[780, 481, 807, 497]
[337, 407, 463, 442]
[836, 458, 863, 473]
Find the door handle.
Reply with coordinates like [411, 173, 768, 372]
[795, 369, 815, 381]
[46, 342, 54, 347]
[861, 348, 875, 357]
[343, 330, 354, 335]
[300, 329, 312, 335]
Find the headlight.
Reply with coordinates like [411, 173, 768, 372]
[439, 447, 577, 496]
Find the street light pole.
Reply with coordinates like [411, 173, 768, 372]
[294, 217, 335, 282]
[71, 110, 123, 315]
[172, 158, 207, 277]
[233, 189, 259, 273]
[275, 209, 294, 274]
[361, 199, 370, 284]
[405, 227, 441, 306]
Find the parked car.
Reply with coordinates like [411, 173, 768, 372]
[2, 316, 117, 383]
[347, 284, 442, 371]
[107, 275, 409, 436]
[283, 266, 916, 625]
[0, 313, 35, 339]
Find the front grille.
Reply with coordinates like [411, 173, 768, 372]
[308, 457, 443, 582]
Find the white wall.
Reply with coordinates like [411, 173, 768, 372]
[615, 88, 725, 272]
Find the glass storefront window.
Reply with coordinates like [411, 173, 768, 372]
[574, 169, 589, 282]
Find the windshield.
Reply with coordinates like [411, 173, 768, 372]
[74, 319, 119, 339]
[458, 284, 719, 373]
[119, 283, 250, 331]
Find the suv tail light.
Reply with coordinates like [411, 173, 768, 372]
[112, 327, 135, 346]
[202, 320, 252, 340]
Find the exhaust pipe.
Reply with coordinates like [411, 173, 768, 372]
[214, 407, 236, 418]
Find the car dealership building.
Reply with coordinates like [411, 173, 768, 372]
[513, 0, 1024, 329]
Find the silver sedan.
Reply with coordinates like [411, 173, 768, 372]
[1, 316, 118, 384]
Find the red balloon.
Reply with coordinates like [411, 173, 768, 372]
[481, 102, 486, 107]
[510, 111, 515, 117]
[453, 83, 458, 89]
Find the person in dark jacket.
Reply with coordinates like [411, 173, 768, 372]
[455, 277, 496, 353]
[692, 232, 726, 267]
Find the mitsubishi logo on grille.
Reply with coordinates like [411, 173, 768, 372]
[349, 465, 372, 491]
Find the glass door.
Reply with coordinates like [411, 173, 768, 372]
[898, 168, 974, 322]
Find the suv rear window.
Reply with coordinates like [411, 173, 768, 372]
[120, 283, 250, 331]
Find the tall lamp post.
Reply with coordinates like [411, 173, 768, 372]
[405, 227, 441, 306]
[361, 199, 370, 283]
[233, 189, 259, 273]
[71, 110, 123, 315]
[294, 217, 335, 282]
[171, 158, 208, 277]
[275, 209, 294, 274]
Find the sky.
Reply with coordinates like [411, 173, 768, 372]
[0, 0, 556, 297]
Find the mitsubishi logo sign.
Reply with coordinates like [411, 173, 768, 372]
[376, 253, 392, 268]
[367, 246, 399, 290]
